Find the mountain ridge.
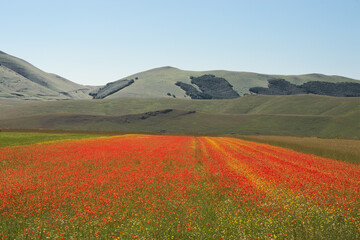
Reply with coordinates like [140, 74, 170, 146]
[0, 51, 359, 101]
[0, 51, 97, 100]
[103, 66, 359, 99]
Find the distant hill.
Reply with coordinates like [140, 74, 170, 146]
[1, 52, 358, 139]
[0, 51, 97, 100]
[92, 66, 360, 99]
[1, 51, 359, 101]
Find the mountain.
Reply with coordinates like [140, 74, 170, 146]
[1, 51, 359, 101]
[89, 66, 360, 99]
[0, 51, 97, 101]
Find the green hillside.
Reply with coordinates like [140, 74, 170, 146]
[1, 51, 358, 138]
[1, 51, 359, 101]
[99, 66, 360, 99]
[0, 51, 96, 100]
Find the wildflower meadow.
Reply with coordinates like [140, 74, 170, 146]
[0, 135, 359, 239]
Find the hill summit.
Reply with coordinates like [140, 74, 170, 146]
[1, 51, 359, 101]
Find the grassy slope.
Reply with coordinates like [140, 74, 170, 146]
[0, 132, 100, 147]
[0, 110, 357, 138]
[0, 94, 358, 118]
[0, 95, 358, 138]
[1, 51, 359, 101]
[0, 66, 64, 100]
[236, 135, 360, 164]
[0, 51, 94, 100]
[105, 67, 360, 98]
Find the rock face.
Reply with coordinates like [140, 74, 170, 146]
[250, 79, 360, 97]
[90, 79, 134, 99]
[175, 74, 240, 99]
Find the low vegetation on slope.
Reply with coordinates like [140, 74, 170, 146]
[250, 79, 360, 97]
[176, 74, 240, 99]
[89, 79, 134, 99]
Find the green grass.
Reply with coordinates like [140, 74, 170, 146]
[0, 110, 359, 138]
[236, 135, 360, 164]
[0, 95, 358, 138]
[0, 94, 358, 118]
[0, 131, 100, 147]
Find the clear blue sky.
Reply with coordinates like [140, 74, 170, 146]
[1, 0, 359, 85]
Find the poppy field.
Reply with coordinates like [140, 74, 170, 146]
[0, 135, 359, 239]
